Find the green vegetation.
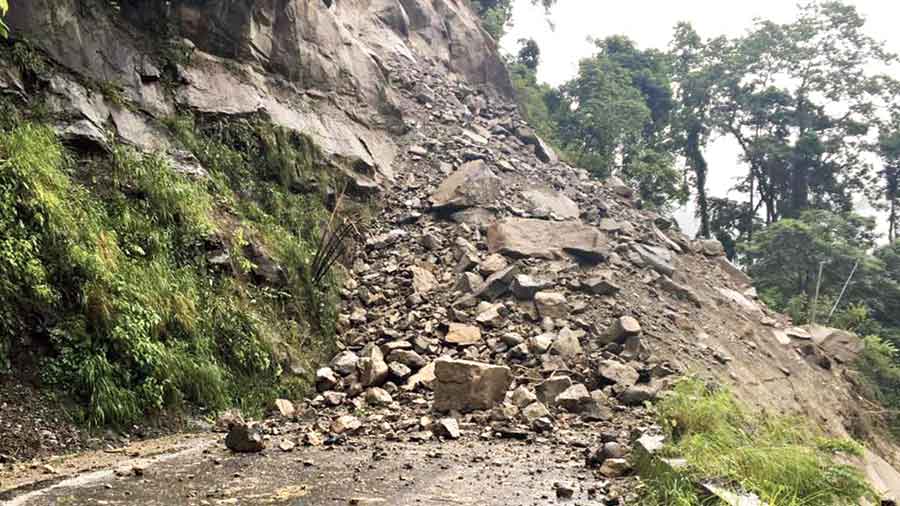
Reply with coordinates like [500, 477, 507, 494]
[856, 336, 900, 437]
[0, 0, 8, 38]
[0, 105, 340, 426]
[640, 378, 874, 506]
[473, 0, 556, 40]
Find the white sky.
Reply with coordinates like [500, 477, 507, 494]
[501, 0, 900, 236]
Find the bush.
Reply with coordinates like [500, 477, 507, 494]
[640, 377, 874, 506]
[856, 335, 900, 437]
[0, 117, 339, 426]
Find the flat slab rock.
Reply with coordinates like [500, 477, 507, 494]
[433, 359, 512, 413]
[487, 218, 610, 262]
[520, 187, 580, 219]
[430, 160, 502, 210]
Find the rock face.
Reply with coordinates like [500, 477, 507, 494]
[487, 218, 610, 262]
[433, 359, 512, 412]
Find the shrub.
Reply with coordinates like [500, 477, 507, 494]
[0, 117, 339, 426]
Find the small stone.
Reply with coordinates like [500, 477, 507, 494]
[330, 351, 360, 376]
[331, 415, 362, 434]
[279, 440, 296, 452]
[445, 323, 482, 346]
[388, 350, 427, 369]
[510, 385, 538, 408]
[433, 359, 512, 412]
[597, 360, 640, 387]
[534, 292, 570, 319]
[555, 482, 575, 499]
[599, 316, 641, 345]
[529, 332, 554, 354]
[510, 274, 550, 300]
[365, 387, 393, 406]
[316, 367, 340, 392]
[535, 376, 572, 407]
[433, 418, 461, 439]
[388, 362, 412, 380]
[603, 442, 627, 459]
[555, 384, 591, 413]
[521, 401, 551, 423]
[618, 384, 659, 406]
[274, 399, 295, 418]
[550, 328, 583, 358]
[479, 254, 508, 276]
[599, 458, 631, 478]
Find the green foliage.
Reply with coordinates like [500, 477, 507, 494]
[0, 0, 8, 38]
[746, 209, 877, 313]
[641, 377, 874, 506]
[0, 113, 338, 426]
[856, 335, 900, 437]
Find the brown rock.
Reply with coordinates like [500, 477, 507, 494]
[445, 323, 482, 346]
[433, 359, 512, 412]
[534, 292, 570, 319]
[599, 316, 642, 345]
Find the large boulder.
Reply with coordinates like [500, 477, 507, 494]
[487, 218, 610, 262]
[430, 160, 502, 210]
[433, 359, 512, 412]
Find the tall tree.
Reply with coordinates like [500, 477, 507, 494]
[718, 2, 895, 231]
[516, 38, 541, 71]
[879, 118, 900, 242]
[556, 36, 686, 209]
[670, 23, 728, 238]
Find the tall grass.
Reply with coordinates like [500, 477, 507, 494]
[639, 377, 875, 506]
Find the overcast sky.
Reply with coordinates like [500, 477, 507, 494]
[500, 0, 900, 236]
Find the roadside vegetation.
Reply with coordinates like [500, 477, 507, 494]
[0, 49, 342, 426]
[639, 378, 874, 506]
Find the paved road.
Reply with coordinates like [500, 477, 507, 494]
[3, 434, 625, 505]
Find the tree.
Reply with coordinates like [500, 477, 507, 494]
[717, 2, 896, 231]
[554, 36, 686, 209]
[670, 23, 729, 238]
[746, 209, 877, 316]
[473, 0, 558, 40]
[879, 125, 900, 242]
[517, 38, 540, 71]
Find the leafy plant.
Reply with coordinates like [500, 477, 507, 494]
[640, 377, 874, 506]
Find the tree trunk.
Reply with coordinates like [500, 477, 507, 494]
[686, 128, 710, 238]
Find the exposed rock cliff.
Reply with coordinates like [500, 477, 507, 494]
[3, 0, 900, 502]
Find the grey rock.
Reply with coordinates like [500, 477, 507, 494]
[430, 160, 502, 210]
[487, 218, 610, 263]
[535, 376, 572, 407]
[510, 274, 551, 300]
[597, 360, 639, 387]
[555, 384, 591, 413]
[330, 351, 360, 376]
[225, 423, 265, 453]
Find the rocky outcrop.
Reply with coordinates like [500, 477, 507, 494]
[8, 0, 512, 190]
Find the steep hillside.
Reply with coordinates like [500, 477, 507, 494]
[2, 0, 900, 503]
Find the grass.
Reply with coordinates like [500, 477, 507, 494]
[638, 377, 875, 506]
[0, 112, 341, 426]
